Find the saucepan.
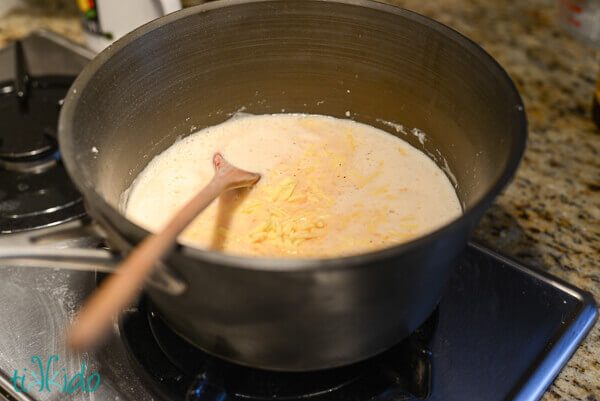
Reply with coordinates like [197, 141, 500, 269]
[8, 0, 527, 371]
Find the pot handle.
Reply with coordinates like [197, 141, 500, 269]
[0, 247, 119, 273]
[0, 226, 187, 296]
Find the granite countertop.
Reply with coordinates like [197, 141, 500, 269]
[0, 2, 82, 48]
[1, 0, 599, 399]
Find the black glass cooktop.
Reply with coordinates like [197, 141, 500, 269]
[118, 243, 598, 401]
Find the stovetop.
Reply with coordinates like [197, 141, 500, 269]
[0, 31, 93, 233]
[0, 31, 597, 401]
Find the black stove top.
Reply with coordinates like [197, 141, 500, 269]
[0, 41, 63, 161]
[117, 243, 598, 401]
[0, 38, 87, 233]
[121, 298, 434, 401]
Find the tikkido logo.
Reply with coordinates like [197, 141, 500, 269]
[10, 355, 100, 394]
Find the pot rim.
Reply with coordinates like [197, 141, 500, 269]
[58, 0, 527, 272]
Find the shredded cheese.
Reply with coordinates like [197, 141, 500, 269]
[126, 114, 462, 258]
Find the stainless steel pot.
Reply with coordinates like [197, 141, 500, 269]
[51, 0, 526, 371]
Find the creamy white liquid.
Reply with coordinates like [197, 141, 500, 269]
[124, 114, 461, 258]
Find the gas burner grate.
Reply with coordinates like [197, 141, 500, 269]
[0, 40, 85, 233]
[119, 298, 435, 401]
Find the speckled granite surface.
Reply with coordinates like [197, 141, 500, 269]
[1, 0, 599, 399]
[0, 2, 82, 48]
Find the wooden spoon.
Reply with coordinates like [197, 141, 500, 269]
[68, 152, 260, 351]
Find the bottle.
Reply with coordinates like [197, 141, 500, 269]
[558, 0, 600, 48]
[558, 0, 600, 129]
[76, 0, 181, 54]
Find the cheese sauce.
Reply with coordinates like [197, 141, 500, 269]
[124, 114, 461, 258]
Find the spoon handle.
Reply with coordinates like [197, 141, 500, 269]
[68, 176, 226, 351]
